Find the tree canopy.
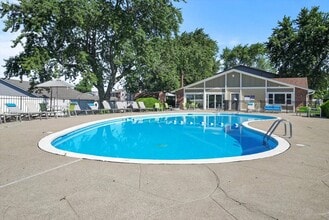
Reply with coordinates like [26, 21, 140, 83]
[3, 1, 328, 100]
[175, 29, 219, 87]
[267, 7, 329, 92]
[0, 0, 182, 102]
[121, 28, 219, 93]
[220, 43, 274, 72]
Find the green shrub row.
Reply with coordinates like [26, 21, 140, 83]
[136, 97, 160, 109]
[320, 100, 329, 118]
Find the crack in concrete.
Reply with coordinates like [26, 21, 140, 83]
[205, 165, 279, 220]
[2, 206, 13, 219]
[60, 196, 79, 218]
[321, 180, 329, 189]
[204, 165, 239, 219]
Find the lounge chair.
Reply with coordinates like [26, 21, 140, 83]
[68, 102, 78, 116]
[138, 101, 152, 111]
[0, 109, 4, 123]
[164, 103, 172, 111]
[0, 108, 12, 123]
[116, 101, 131, 112]
[75, 102, 93, 115]
[101, 100, 113, 113]
[4, 103, 26, 121]
[87, 102, 99, 114]
[154, 102, 162, 111]
[130, 101, 141, 111]
[25, 102, 48, 120]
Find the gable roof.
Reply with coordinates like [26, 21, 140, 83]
[232, 65, 277, 78]
[0, 79, 98, 100]
[0, 79, 38, 97]
[178, 65, 311, 91]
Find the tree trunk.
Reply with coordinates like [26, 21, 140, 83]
[180, 70, 184, 88]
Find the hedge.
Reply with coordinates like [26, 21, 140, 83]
[320, 100, 329, 118]
[136, 97, 160, 109]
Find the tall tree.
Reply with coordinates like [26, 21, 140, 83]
[220, 43, 274, 72]
[0, 0, 182, 103]
[175, 29, 219, 87]
[267, 7, 329, 91]
[124, 28, 219, 92]
[125, 37, 180, 93]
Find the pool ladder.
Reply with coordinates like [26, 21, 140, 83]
[263, 119, 292, 146]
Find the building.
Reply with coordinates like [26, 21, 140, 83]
[0, 79, 98, 111]
[175, 65, 313, 112]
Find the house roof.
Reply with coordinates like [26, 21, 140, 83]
[176, 65, 312, 92]
[0, 79, 38, 97]
[274, 77, 309, 90]
[231, 65, 277, 78]
[0, 79, 98, 100]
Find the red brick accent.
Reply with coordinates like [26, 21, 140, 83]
[295, 87, 307, 107]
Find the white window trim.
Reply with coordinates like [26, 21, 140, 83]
[266, 92, 294, 105]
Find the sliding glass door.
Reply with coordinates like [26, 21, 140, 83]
[207, 94, 223, 110]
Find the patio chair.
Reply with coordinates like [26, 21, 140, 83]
[154, 102, 162, 111]
[39, 103, 57, 118]
[130, 101, 141, 111]
[296, 106, 309, 116]
[75, 102, 93, 115]
[164, 103, 172, 111]
[309, 107, 321, 117]
[101, 100, 113, 113]
[0, 108, 11, 123]
[25, 102, 48, 120]
[138, 101, 152, 111]
[115, 101, 131, 112]
[4, 103, 26, 121]
[0, 109, 4, 124]
[68, 102, 78, 116]
[87, 102, 99, 114]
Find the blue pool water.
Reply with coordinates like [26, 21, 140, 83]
[51, 113, 278, 161]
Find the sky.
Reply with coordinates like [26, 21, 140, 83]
[1, 0, 329, 78]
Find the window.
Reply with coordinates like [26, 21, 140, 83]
[186, 94, 204, 108]
[287, 94, 292, 104]
[268, 93, 293, 105]
[275, 94, 285, 104]
[269, 94, 273, 104]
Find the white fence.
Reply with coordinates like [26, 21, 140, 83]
[0, 95, 70, 113]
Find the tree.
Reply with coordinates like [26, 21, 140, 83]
[175, 29, 219, 87]
[266, 16, 297, 77]
[75, 72, 97, 93]
[124, 28, 219, 92]
[267, 7, 329, 91]
[220, 43, 274, 72]
[0, 0, 182, 103]
[125, 37, 180, 93]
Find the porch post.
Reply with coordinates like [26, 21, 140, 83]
[203, 81, 206, 110]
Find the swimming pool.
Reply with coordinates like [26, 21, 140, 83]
[38, 113, 290, 164]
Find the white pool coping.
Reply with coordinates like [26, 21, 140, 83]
[38, 113, 290, 164]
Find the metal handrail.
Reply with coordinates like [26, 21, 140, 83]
[263, 119, 292, 146]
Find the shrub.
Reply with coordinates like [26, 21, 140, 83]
[320, 100, 329, 118]
[136, 97, 159, 109]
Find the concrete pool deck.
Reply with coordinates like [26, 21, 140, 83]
[0, 112, 328, 219]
